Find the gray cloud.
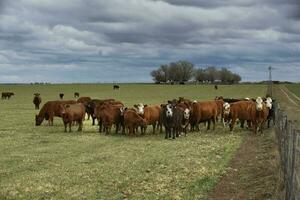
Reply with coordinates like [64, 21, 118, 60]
[0, 0, 299, 83]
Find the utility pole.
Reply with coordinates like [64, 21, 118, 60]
[268, 66, 273, 97]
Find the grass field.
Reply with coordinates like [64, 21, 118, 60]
[286, 84, 300, 97]
[0, 84, 266, 199]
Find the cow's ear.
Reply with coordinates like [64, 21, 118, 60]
[124, 107, 128, 111]
[167, 100, 172, 104]
[144, 104, 148, 108]
[133, 104, 138, 108]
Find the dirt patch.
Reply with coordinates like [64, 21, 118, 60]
[208, 129, 280, 200]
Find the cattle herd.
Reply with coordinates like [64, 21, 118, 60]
[30, 92, 275, 139]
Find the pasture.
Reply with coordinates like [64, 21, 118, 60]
[286, 83, 300, 97]
[0, 84, 266, 199]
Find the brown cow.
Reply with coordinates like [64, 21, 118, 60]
[77, 96, 92, 104]
[33, 95, 42, 110]
[77, 96, 92, 119]
[190, 101, 218, 131]
[94, 103, 124, 134]
[174, 101, 192, 135]
[61, 103, 85, 132]
[35, 100, 76, 126]
[214, 99, 225, 123]
[85, 99, 115, 125]
[134, 103, 162, 134]
[123, 108, 147, 136]
[224, 97, 269, 134]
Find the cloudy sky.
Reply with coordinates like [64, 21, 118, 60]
[0, 0, 299, 83]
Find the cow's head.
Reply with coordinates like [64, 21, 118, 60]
[183, 108, 190, 120]
[120, 107, 127, 116]
[255, 97, 263, 111]
[223, 102, 231, 115]
[134, 103, 144, 115]
[265, 97, 272, 109]
[166, 104, 173, 117]
[35, 114, 43, 126]
[161, 103, 173, 118]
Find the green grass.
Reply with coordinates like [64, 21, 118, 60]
[286, 84, 300, 97]
[0, 84, 266, 199]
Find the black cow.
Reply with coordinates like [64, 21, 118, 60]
[113, 85, 120, 90]
[74, 92, 80, 98]
[59, 93, 64, 100]
[2, 92, 14, 99]
[161, 102, 185, 139]
[265, 97, 276, 128]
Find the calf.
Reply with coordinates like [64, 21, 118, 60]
[33, 94, 42, 109]
[61, 103, 85, 132]
[134, 103, 162, 134]
[123, 108, 147, 135]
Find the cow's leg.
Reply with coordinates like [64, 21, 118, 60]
[151, 123, 155, 134]
[99, 124, 102, 133]
[240, 120, 245, 128]
[115, 123, 119, 134]
[207, 120, 211, 130]
[212, 117, 216, 130]
[230, 117, 236, 132]
[253, 121, 257, 134]
[121, 123, 125, 135]
[64, 122, 67, 132]
[69, 123, 72, 132]
[50, 116, 54, 126]
[108, 125, 112, 135]
[92, 117, 96, 126]
[165, 127, 168, 139]
[78, 120, 83, 131]
[267, 118, 270, 128]
[172, 128, 176, 139]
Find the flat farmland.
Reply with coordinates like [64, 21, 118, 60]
[286, 84, 300, 97]
[0, 84, 266, 199]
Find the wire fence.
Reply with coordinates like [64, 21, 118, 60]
[273, 90, 300, 199]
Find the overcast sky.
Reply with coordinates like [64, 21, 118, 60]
[0, 0, 299, 83]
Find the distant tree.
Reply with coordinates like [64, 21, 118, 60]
[219, 68, 232, 83]
[177, 60, 194, 82]
[151, 62, 241, 84]
[194, 68, 206, 83]
[150, 69, 165, 83]
[151, 60, 194, 83]
[205, 66, 219, 83]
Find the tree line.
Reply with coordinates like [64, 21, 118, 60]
[150, 60, 241, 84]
